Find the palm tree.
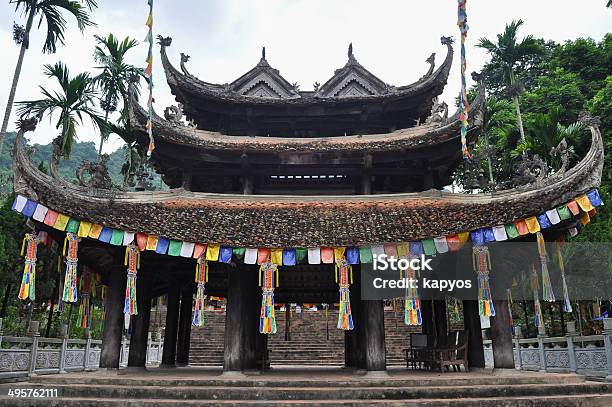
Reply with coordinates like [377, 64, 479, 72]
[93, 33, 142, 156]
[524, 108, 585, 170]
[477, 19, 544, 145]
[478, 97, 516, 183]
[16, 62, 108, 162]
[0, 0, 97, 157]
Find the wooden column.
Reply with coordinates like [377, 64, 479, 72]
[363, 300, 386, 371]
[100, 265, 125, 369]
[462, 300, 485, 368]
[345, 272, 364, 369]
[242, 266, 259, 371]
[420, 300, 435, 346]
[181, 167, 193, 190]
[160, 286, 180, 367]
[491, 299, 515, 368]
[361, 154, 373, 195]
[434, 299, 449, 346]
[127, 269, 153, 369]
[176, 286, 194, 367]
[223, 266, 249, 372]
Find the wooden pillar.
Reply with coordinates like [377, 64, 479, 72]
[160, 286, 180, 367]
[491, 299, 515, 368]
[462, 300, 485, 368]
[284, 306, 291, 341]
[559, 302, 566, 336]
[100, 266, 125, 369]
[522, 300, 532, 337]
[363, 300, 386, 371]
[345, 272, 364, 369]
[434, 299, 449, 346]
[241, 266, 259, 371]
[361, 154, 373, 195]
[224, 266, 249, 372]
[176, 286, 193, 367]
[181, 167, 193, 190]
[127, 269, 153, 369]
[421, 300, 435, 346]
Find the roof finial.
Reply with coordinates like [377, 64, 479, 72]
[262, 46, 266, 61]
[348, 43, 353, 59]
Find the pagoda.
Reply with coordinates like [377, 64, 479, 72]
[11, 34, 604, 374]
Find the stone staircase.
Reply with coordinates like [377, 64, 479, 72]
[187, 308, 436, 367]
[268, 308, 345, 366]
[3, 370, 612, 406]
[188, 310, 226, 367]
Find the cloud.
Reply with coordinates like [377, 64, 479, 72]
[0, 0, 609, 154]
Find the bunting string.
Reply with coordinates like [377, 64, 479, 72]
[457, 0, 471, 159]
[473, 245, 495, 317]
[259, 261, 278, 334]
[555, 240, 572, 313]
[192, 256, 208, 327]
[18, 232, 39, 301]
[335, 256, 354, 330]
[536, 232, 555, 302]
[124, 242, 140, 316]
[404, 255, 422, 326]
[144, 0, 155, 156]
[62, 233, 79, 303]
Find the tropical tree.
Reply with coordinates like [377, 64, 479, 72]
[0, 0, 98, 157]
[93, 33, 142, 156]
[477, 19, 544, 145]
[523, 108, 586, 170]
[16, 62, 108, 161]
[478, 96, 516, 183]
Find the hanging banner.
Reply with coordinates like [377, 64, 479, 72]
[192, 257, 208, 327]
[18, 232, 39, 301]
[457, 0, 471, 158]
[62, 233, 79, 303]
[472, 245, 495, 317]
[259, 262, 278, 334]
[335, 256, 354, 330]
[124, 242, 140, 316]
[144, 0, 155, 156]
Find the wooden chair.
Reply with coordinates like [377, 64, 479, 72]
[403, 333, 432, 370]
[430, 329, 469, 372]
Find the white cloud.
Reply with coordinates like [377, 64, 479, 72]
[0, 0, 609, 154]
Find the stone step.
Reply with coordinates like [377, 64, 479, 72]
[28, 373, 588, 388]
[4, 382, 611, 402]
[3, 394, 612, 407]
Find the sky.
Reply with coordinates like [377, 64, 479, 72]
[0, 0, 610, 153]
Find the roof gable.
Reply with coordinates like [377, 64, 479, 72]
[230, 47, 300, 99]
[316, 44, 391, 98]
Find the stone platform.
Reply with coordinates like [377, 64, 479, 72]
[1, 367, 612, 406]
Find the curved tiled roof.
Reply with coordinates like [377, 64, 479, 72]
[128, 79, 485, 154]
[161, 37, 454, 106]
[12, 118, 604, 248]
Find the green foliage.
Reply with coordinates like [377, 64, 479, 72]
[16, 62, 110, 159]
[12, 0, 98, 54]
[549, 35, 612, 100]
[477, 29, 611, 244]
[521, 68, 587, 121]
[477, 19, 546, 90]
[93, 33, 143, 154]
